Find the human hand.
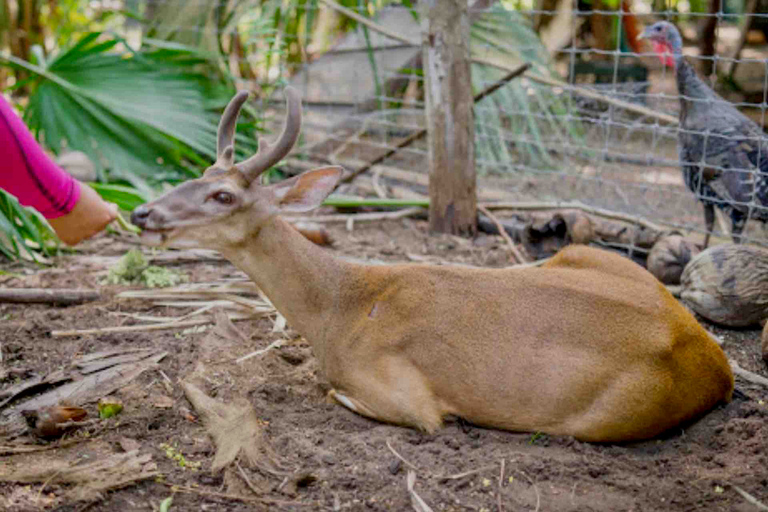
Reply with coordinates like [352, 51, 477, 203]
[48, 182, 119, 245]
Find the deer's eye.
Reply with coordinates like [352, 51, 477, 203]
[212, 191, 235, 205]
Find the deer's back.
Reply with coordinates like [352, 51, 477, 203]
[333, 245, 732, 441]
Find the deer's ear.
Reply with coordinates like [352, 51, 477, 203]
[271, 166, 344, 213]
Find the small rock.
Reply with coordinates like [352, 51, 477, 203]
[647, 235, 700, 285]
[388, 459, 402, 475]
[762, 322, 768, 363]
[118, 437, 141, 453]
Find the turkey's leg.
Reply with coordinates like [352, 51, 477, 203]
[731, 212, 747, 244]
[702, 203, 715, 248]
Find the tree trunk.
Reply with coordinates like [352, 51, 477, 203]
[698, 0, 722, 76]
[421, 0, 477, 236]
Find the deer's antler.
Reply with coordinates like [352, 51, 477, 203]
[214, 90, 250, 170]
[237, 86, 302, 182]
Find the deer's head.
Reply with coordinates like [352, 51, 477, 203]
[131, 88, 342, 250]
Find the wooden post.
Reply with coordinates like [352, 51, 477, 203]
[421, 0, 477, 236]
[698, 0, 722, 77]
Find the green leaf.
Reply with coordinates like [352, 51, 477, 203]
[98, 399, 124, 419]
[88, 182, 150, 212]
[323, 195, 429, 208]
[0, 189, 59, 262]
[159, 496, 174, 512]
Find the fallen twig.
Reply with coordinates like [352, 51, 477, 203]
[236, 338, 290, 364]
[730, 360, 768, 388]
[51, 315, 253, 337]
[37, 469, 65, 502]
[478, 205, 528, 264]
[162, 482, 313, 507]
[236, 461, 261, 496]
[407, 470, 435, 512]
[498, 459, 506, 512]
[372, 168, 388, 199]
[386, 440, 421, 472]
[0, 288, 100, 305]
[434, 465, 496, 481]
[0, 438, 86, 455]
[732, 484, 768, 512]
[516, 470, 541, 512]
[482, 200, 664, 233]
[294, 206, 425, 224]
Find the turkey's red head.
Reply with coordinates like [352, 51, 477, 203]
[639, 21, 680, 69]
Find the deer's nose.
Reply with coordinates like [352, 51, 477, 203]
[131, 205, 151, 229]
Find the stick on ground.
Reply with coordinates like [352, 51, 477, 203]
[407, 471, 435, 512]
[386, 440, 421, 472]
[497, 458, 506, 512]
[732, 485, 768, 512]
[51, 315, 253, 337]
[477, 205, 527, 264]
[294, 207, 425, 224]
[0, 288, 100, 305]
[730, 359, 768, 388]
[482, 201, 664, 233]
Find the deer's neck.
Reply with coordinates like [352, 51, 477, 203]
[221, 216, 353, 346]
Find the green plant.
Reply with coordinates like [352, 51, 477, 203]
[105, 248, 187, 287]
[0, 189, 59, 262]
[160, 442, 201, 470]
[470, 5, 585, 174]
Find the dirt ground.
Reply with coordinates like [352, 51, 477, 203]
[1, 219, 767, 512]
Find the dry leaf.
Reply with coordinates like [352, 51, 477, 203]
[181, 381, 280, 473]
[0, 450, 157, 502]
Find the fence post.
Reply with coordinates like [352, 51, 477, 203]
[420, 0, 477, 236]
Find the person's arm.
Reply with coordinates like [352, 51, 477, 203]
[0, 96, 117, 245]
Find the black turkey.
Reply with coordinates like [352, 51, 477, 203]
[640, 21, 768, 246]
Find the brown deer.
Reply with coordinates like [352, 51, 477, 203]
[132, 88, 734, 442]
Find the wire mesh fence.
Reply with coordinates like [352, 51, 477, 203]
[270, 0, 768, 249]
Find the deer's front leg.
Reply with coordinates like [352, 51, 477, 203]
[326, 358, 445, 433]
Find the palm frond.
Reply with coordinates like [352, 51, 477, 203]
[88, 182, 150, 212]
[470, 5, 585, 174]
[0, 32, 259, 195]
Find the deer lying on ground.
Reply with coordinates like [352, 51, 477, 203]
[132, 88, 734, 442]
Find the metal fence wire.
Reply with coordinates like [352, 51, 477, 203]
[142, 0, 768, 247]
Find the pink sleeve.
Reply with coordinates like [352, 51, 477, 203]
[0, 95, 81, 219]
